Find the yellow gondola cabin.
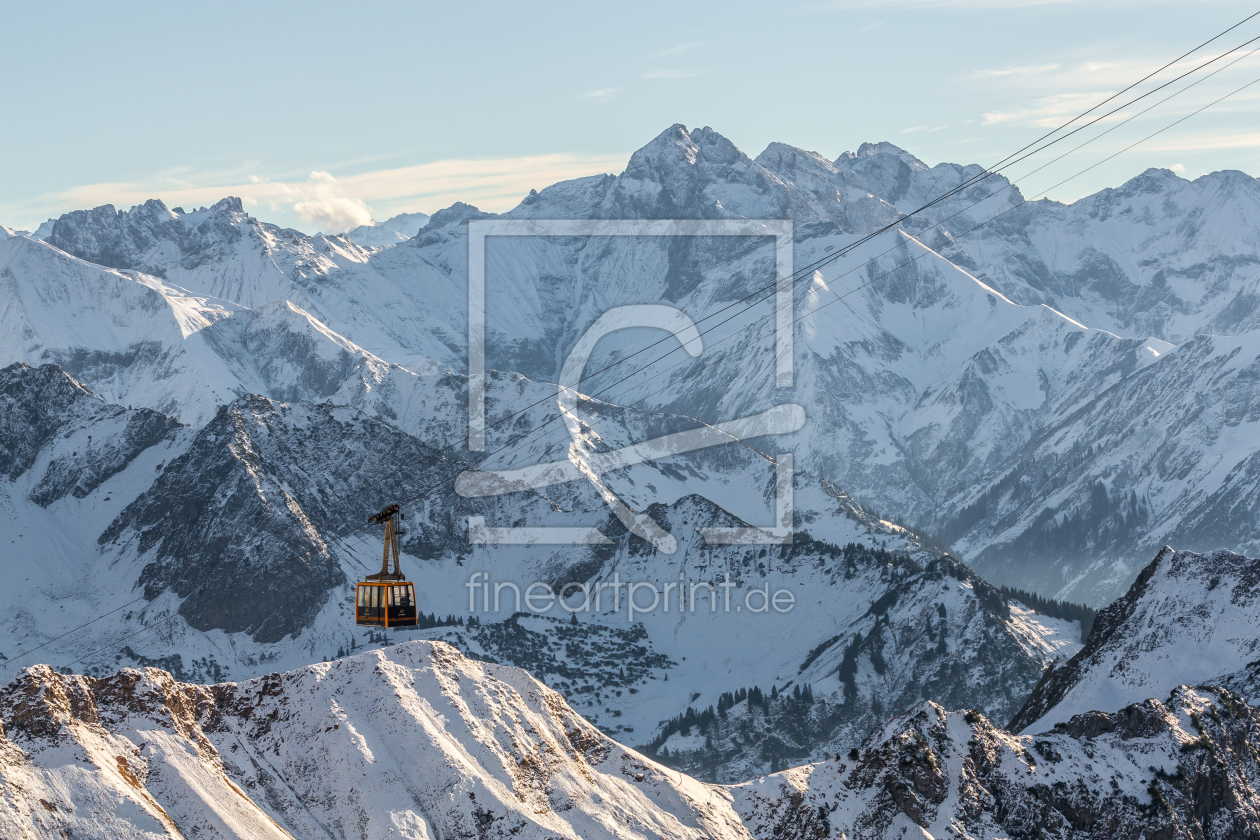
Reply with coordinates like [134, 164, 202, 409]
[356, 503, 418, 628]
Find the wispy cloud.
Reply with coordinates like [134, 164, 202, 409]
[968, 63, 1061, 80]
[582, 87, 618, 100]
[900, 126, 929, 134]
[981, 91, 1114, 126]
[641, 68, 704, 79]
[856, 21, 884, 32]
[14, 153, 631, 232]
[654, 41, 705, 57]
[1145, 131, 1260, 152]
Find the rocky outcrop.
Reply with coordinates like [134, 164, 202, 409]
[0, 362, 180, 504]
[0, 641, 752, 840]
[1009, 547, 1260, 733]
[732, 685, 1260, 840]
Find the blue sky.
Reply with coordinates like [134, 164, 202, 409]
[2, 0, 1258, 233]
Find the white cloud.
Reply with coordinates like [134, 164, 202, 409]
[17, 152, 632, 232]
[1169, 163, 1186, 172]
[900, 126, 928, 133]
[968, 63, 1061, 80]
[290, 171, 373, 233]
[582, 88, 618, 100]
[981, 91, 1113, 126]
[654, 42, 705, 57]
[1145, 131, 1260, 152]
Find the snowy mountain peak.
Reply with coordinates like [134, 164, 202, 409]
[0, 641, 753, 839]
[343, 211, 431, 248]
[839, 141, 925, 168]
[733, 682, 1260, 839]
[421, 200, 490, 231]
[1009, 546, 1260, 733]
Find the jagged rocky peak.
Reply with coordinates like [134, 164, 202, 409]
[837, 140, 927, 168]
[508, 123, 797, 221]
[732, 683, 1260, 840]
[46, 195, 264, 276]
[753, 142, 850, 207]
[419, 200, 489, 231]
[0, 641, 752, 840]
[1008, 546, 1260, 734]
[517, 124, 893, 224]
[0, 361, 180, 508]
[0, 362, 104, 479]
[613, 124, 785, 218]
[343, 210, 431, 248]
[1073, 165, 1260, 242]
[96, 394, 452, 642]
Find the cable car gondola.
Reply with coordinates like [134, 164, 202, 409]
[356, 503, 418, 629]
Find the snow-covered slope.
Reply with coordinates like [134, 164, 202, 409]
[8, 122, 1260, 784]
[6, 643, 1258, 840]
[952, 333, 1260, 602]
[0, 238, 454, 429]
[343, 211, 431, 248]
[0, 641, 752, 839]
[731, 684, 1260, 840]
[0, 365, 1081, 783]
[25, 128, 1260, 608]
[1008, 547, 1260, 733]
[42, 197, 460, 374]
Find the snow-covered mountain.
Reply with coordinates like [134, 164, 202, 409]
[27, 136, 1260, 590]
[4, 642, 1257, 839]
[5, 122, 1260, 783]
[0, 641, 752, 839]
[0, 236, 453, 428]
[0, 361, 1084, 782]
[950, 337, 1260, 601]
[1009, 547, 1260, 733]
[343, 210, 431, 248]
[732, 682, 1260, 839]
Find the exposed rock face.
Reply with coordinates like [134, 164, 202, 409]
[0, 362, 179, 504]
[96, 396, 474, 643]
[17, 126, 1260, 604]
[625, 551, 1076, 784]
[1009, 547, 1260, 733]
[0, 641, 753, 839]
[0, 363, 1083, 781]
[731, 686, 1260, 840]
